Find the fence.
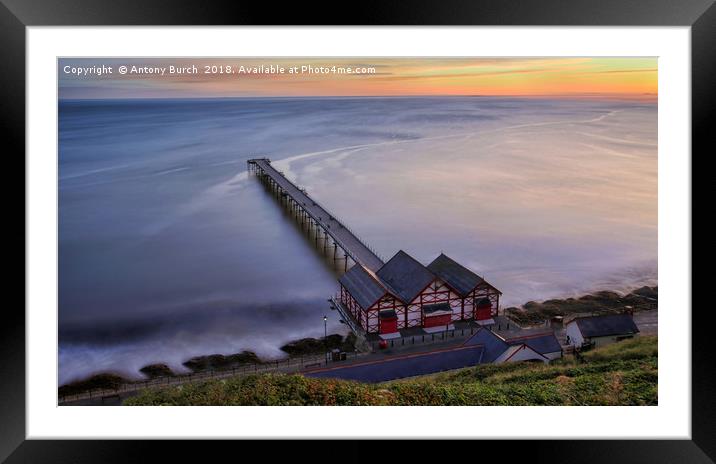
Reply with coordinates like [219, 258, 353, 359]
[369, 325, 483, 351]
[61, 318, 534, 404]
[59, 351, 363, 405]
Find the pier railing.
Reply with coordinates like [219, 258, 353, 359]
[329, 295, 365, 338]
[301, 195, 386, 263]
[290, 190, 385, 263]
[247, 157, 385, 271]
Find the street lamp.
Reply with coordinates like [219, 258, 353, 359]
[323, 315, 328, 364]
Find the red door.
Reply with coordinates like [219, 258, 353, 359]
[424, 313, 452, 328]
[379, 316, 398, 334]
[475, 304, 492, 320]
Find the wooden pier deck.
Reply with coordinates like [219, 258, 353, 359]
[247, 158, 384, 272]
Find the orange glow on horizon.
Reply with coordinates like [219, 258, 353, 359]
[59, 58, 658, 100]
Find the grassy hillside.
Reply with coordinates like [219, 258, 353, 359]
[124, 336, 657, 406]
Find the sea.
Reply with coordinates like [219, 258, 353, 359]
[58, 96, 657, 384]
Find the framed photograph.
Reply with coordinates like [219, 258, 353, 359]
[7, 0, 711, 461]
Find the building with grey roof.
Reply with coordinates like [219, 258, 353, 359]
[565, 313, 640, 349]
[463, 327, 559, 363]
[506, 332, 563, 360]
[338, 264, 390, 310]
[376, 250, 436, 303]
[337, 250, 501, 336]
[428, 253, 486, 297]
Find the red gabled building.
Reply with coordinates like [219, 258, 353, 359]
[427, 253, 502, 324]
[338, 250, 502, 336]
[338, 264, 401, 334]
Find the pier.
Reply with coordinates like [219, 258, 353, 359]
[247, 158, 385, 272]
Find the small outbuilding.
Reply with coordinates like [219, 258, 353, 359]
[565, 313, 640, 349]
[493, 344, 548, 364]
[463, 327, 556, 364]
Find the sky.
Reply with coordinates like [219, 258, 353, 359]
[58, 57, 657, 100]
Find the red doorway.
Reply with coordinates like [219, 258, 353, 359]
[475, 298, 492, 321]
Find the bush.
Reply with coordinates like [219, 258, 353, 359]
[59, 373, 127, 397]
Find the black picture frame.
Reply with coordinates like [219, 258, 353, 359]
[4, 0, 712, 462]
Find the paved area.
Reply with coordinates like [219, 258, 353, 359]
[306, 344, 485, 383]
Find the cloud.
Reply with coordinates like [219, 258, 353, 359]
[58, 57, 657, 99]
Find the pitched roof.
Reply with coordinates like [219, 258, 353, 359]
[427, 253, 485, 296]
[338, 264, 388, 309]
[494, 344, 548, 363]
[571, 314, 640, 338]
[462, 327, 510, 362]
[376, 250, 436, 303]
[506, 332, 562, 355]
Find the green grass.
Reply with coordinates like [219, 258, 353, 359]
[124, 336, 657, 406]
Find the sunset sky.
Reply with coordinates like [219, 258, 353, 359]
[58, 57, 657, 100]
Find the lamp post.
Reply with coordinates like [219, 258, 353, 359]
[323, 315, 328, 364]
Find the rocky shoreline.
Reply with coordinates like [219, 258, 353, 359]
[58, 287, 656, 397]
[58, 333, 358, 397]
[504, 285, 657, 325]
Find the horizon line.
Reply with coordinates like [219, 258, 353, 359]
[59, 92, 658, 102]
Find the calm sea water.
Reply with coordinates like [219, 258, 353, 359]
[59, 97, 657, 383]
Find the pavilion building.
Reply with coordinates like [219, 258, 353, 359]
[338, 250, 502, 336]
